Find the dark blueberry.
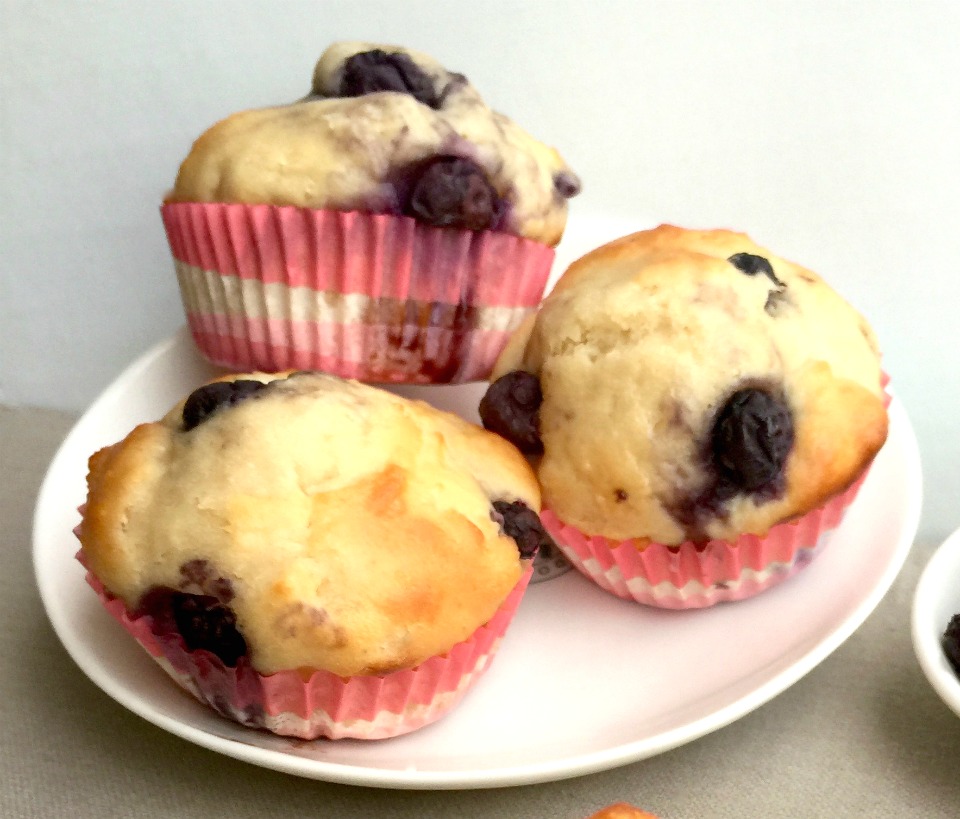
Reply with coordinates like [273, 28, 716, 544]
[944, 614, 960, 675]
[405, 157, 499, 231]
[712, 388, 794, 492]
[492, 500, 552, 559]
[340, 49, 438, 108]
[138, 587, 248, 667]
[182, 379, 268, 431]
[553, 170, 581, 199]
[479, 371, 544, 455]
[727, 252, 786, 288]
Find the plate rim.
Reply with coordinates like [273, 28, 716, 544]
[33, 330, 924, 789]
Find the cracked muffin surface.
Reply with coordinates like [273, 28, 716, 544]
[78, 371, 541, 677]
[487, 224, 888, 545]
[167, 41, 579, 246]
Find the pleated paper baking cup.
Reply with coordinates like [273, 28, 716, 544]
[541, 474, 868, 609]
[80, 561, 532, 740]
[161, 202, 554, 383]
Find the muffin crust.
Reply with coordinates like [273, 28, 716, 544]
[80, 372, 540, 676]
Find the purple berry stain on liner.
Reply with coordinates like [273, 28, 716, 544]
[377, 300, 477, 383]
[479, 371, 544, 455]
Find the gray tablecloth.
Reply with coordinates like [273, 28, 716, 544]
[4, 404, 958, 819]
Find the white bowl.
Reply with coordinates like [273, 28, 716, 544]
[912, 528, 960, 716]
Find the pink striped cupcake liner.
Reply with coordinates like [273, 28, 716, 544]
[81, 560, 533, 740]
[542, 380, 891, 609]
[161, 202, 554, 383]
[541, 474, 864, 609]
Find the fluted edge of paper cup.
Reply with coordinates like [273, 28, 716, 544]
[79, 544, 532, 740]
[541, 473, 866, 609]
[161, 202, 554, 383]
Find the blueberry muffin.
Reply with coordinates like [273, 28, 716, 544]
[77, 371, 550, 738]
[162, 41, 580, 381]
[480, 225, 888, 607]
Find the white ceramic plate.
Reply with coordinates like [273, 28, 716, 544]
[33, 327, 921, 789]
[912, 529, 960, 717]
[32, 214, 922, 788]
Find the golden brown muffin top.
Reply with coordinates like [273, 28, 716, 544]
[168, 41, 579, 246]
[488, 225, 888, 544]
[79, 371, 541, 676]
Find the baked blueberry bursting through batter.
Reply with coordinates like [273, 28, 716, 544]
[181, 380, 268, 431]
[405, 157, 500, 231]
[339, 49, 440, 108]
[660, 387, 798, 541]
[711, 387, 794, 493]
[479, 371, 544, 455]
[492, 500, 552, 559]
[727, 252, 785, 288]
[137, 587, 248, 667]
